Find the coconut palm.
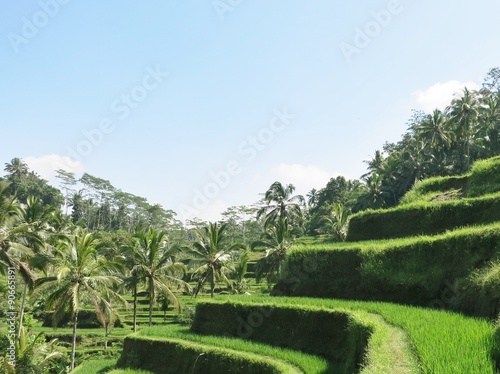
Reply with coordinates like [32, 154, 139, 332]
[36, 229, 124, 370]
[187, 222, 245, 297]
[3, 326, 65, 373]
[362, 150, 386, 179]
[320, 203, 351, 241]
[125, 226, 190, 327]
[447, 87, 481, 170]
[253, 217, 295, 285]
[16, 196, 55, 341]
[230, 249, 250, 294]
[257, 181, 305, 229]
[415, 109, 453, 149]
[4, 158, 29, 182]
[358, 172, 389, 210]
[306, 188, 319, 208]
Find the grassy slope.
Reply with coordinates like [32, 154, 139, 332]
[138, 325, 329, 373]
[218, 296, 495, 374]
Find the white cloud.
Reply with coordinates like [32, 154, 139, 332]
[413, 80, 480, 112]
[23, 154, 85, 181]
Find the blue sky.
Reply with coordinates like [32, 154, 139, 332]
[1, 1, 500, 222]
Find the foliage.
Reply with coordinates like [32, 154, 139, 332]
[190, 300, 419, 373]
[186, 222, 245, 297]
[222, 295, 496, 374]
[347, 191, 500, 241]
[257, 181, 305, 230]
[140, 324, 330, 373]
[253, 218, 296, 284]
[279, 222, 500, 317]
[468, 156, 500, 197]
[35, 228, 125, 370]
[318, 203, 351, 241]
[125, 226, 190, 326]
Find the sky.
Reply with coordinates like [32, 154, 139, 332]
[1, 0, 500, 222]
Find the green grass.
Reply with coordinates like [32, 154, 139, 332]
[72, 358, 117, 373]
[138, 324, 329, 373]
[220, 295, 496, 373]
[292, 221, 500, 254]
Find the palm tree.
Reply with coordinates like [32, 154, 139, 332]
[125, 226, 190, 327]
[416, 109, 453, 149]
[362, 150, 386, 178]
[36, 229, 124, 370]
[230, 249, 249, 294]
[187, 222, 244, 297]
[478, 91, 500, 157]
[4, 326, 65, 373]
[447, 87, 481, 170]
[257, 181, 305, 229]
[16, 196, 55, 341]
[253, 217, 295, 285]
[4, 158, 29, 181]
[0, 183, 42, 347]
[358, 172, 389, 210]
[306, 188, 319, 208]
[320, 203, 351, 241]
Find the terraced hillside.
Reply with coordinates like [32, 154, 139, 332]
[92, 156, 500, 373]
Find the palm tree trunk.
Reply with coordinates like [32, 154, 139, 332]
[104, 322, 108, 353]
[149, 298, 153, 327]
[148, 282, 153, 327]
[16, 283, 28, 342]
[70, 310, 79, 371]
[133, 286, 137, 333]
[210, 273, 215, 298]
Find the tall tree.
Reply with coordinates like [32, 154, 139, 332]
[306, 188, 319, 208]
[125, 226, 190, 326]
[36, 229, 124, 370]
[187, 222, 244, 297]
[257, 181, 305, 229]
[55, 169, 77, 215]
[253, 217, 295, 285]
[4, 158, 29, 183]
[447, 87, 481, 171]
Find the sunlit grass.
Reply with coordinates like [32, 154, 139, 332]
[138, 324, 331, 373]
[221, 295, 496, 374]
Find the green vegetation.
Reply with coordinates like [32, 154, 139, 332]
[281, 222, 500, 316]
[72, 359, 117, 373]
[138, 324, 330, 373]
[219, 296, 496, 373]
[117, 336, 300, 374]
[2, 68, 500, 372]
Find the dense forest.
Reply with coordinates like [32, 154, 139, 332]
[1, 67, 499, 372]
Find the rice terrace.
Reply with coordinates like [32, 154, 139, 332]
[3, 111, 500, 372]
[3, 2, 500, 373]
